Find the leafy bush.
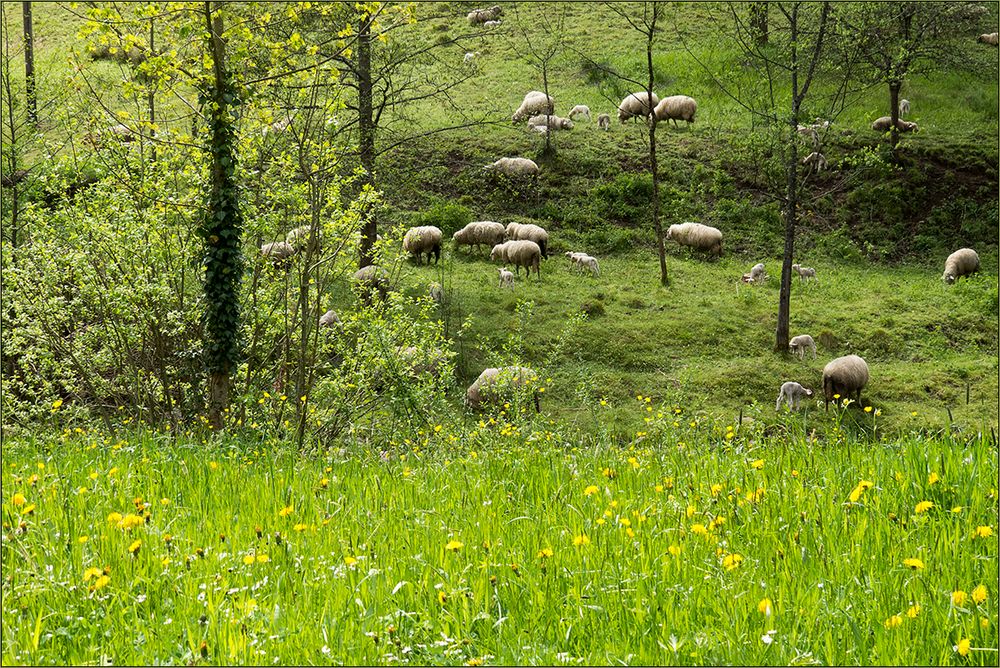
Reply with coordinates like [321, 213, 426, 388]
[416, 198, 473, 236]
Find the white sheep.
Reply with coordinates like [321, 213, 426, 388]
[352, 265, 389, 300]
[565, 251, 588, 272]
[531, 125, 549, 135]
[871, 116, 918, 133]
[576, 255, 600, 277]
[286, 225, 320, 253]
[402, 225, 443, 265]
[822, 354, 869, 410]
[453, 221, 506, 252]
[483, 19, 502, 27]
[527, 114, 574, 131]
[898, 99, 910, 117]
[979, 32, 999, 45]
[652, 95, 697, 126]
[504, 222, 549, 259]
[796, 124, 820, 149]
[484, 157, 540, 177]
[319, 310, 341, 328]
[792, 263, 817, 281]
[788, 334, 817, 360]
[498, 267, 515, 289]
[490, 240, 542, 278]
[468, 5, 503, 25]
[942, 248, 980, 284]
[466, 366, 540, 412]
[396, 345, 448, 379]
[617, 91, 660, 123]
[801, 152, 828, 173]
[568, 105, 591, 121]
[464, 51, 480, 64]
[775, 381, 814, 411]
[261, 241, 296, 261]
[666, 222, 723, 257]
[512, 91, 555, 122]
[429, 282, 443, 304]
[597, 113, 611, 130]
[749, 262, 767, 283]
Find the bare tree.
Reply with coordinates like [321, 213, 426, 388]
[511, 3, 568, 160]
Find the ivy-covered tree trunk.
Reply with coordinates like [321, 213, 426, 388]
[357, 10, 376, 269]
[750, 2, 768, 46]
[22, 1, 35, 125]
[201, 2, 243, 430]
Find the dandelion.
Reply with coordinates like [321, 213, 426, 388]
[914, 501, 933, 514]
[107, 512, 123, 525]
[209, 461, 219, 471]
[344, 556, 358, 567]
[293, 523, 308, 532]
[686, 505, 696, 519]
[722, 553, 743, 571]
[971, 585, 988, 604]
[848, 480, 874, 503]
[445, 540, 464, 551]
[668, 544, 681, 557]
[974, 525, 993, 538]
[902, 558, 925, 570]
[11, 493, 26, 507]
[256, 554, 269, 563]
[118, 514, 144, 530]
[128, 539, 141, 555]
[466, 658, 484, 667]
[952, 590, 968, 606]
[90, 575, 110, 592]
[906, 603, 920, 618]
[584, 485, 599, 496]
[52, 399, 63, 410]
[83, 566, 102, 582]
[242, 554, 255, 565]
[437, 591, 448, 605]
[884, 615, 902, 629]
[758, 598, 773, 617]
[21, 504, 35, 515]
[928, 472, 940, 485]
[864, 406, 872, 413]
[108, 467, 118, 477]
[319, 478, 329, 489]
[750, 459, 764, 470]
[710, 484, 723, 497]
[278, 505, 294, 517]
[537, 547, 554, 559]
[951, 506, 963, 514]
[954, 638, 970, 657]
[691, 523, 708, 536]
[78, 536, 88, 544]
[573, 534, 590, 547]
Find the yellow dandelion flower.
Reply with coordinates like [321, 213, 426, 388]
[573, 534, 590, 546]
[445, 540, 463, 551]
[278, 505, 294, 517]
[928, 472, 940, 485]
[710, 484, 723, 496]
[293, 523, 308, 532]
[954, 638, 970, 657]
[107, 512, 123, 525]
[884, 615, 902, 629]
[537, 547, 554, 558]
[320, 478, 329, 489]
[668, 544, 681, 556]
[12, 493, 26, 507]
[686, 505, 696, 519]
[160, 498, 170, 506]
[78, 536, 88, 544]
[953, 590, 968, 606]
[437, 591, 448, 605]
[83, 566, 102, 582]
[974, 525, 993, 538]
[915, 501, 933, 514]
[906, 603, 921, 618]
[758, 598, 773, 617]
[256, 554, 269, 563]
[902, 558, 924, 570]
[584, 485, 599, 496]
[52, 399, 63, 410]
[21, 504, 35, 515]
[344, 556, 358, 567]
[209, 461, 219, 471]
[750, 459, 764, 470]
[466, 658, 483, 667]
[951, 506, 963, 514]
[722, 553, 743, 571]
[108, 467, 118, 476]
[971, 585, 988, 604]
[90, 575, 110, 592]
[691, 523, 708, 536]
[242, 554, 255, 565]
[128, 539, 141, 555]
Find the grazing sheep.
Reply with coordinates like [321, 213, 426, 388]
[512, 91, 555, 122]
[352, 265, 389, 300]
[483, 19, 502, 27]
[792, 263, 817, 281]
[666, 222, 723, 257]
[468, 5, 503, 25]
[576, 255, 600, 277]
[261, 241, 296, 261]
[796, 124, 820, 149]
[652, 95, 697, 126]
[942, 248, 980, 284]
[530, 125, 549, 135]
[749, 263, 767, 283]
[490, 240, 542, 278]
[396, 345, 448, 379]
[484, 157, 540, 177]
[453, 221, 506, 253]
[569, 105, 591, 121]
[776, 381, 814, 411]
[286, 225, 320, 253]
[789, 334, 817, 360]
[527, 114, 574, 131]
[871, 116, 919, 133]
[979, 32, 999, 45]
[801, 152, 828, 172]
[898, 98, 910, 117]
[402, 225, 443, 265]
[617, 91, 660, 123]
[504, 222, 549, 259]
[319, 310, 341, 328]
[822, 355, 869, 410]
[465, 366, 540, 412]
[597, 113, 611, 130]
[565, 251, 588, 272]
[429, 282, 443, 304]
[463, 51, 480, 64]
[498, 267, 515, 289]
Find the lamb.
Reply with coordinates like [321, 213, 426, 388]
[568, 105, 591, 121]
[483, 19, 502, 27]
[504, 222, 549, 259]
[597, 113, 611, 130]
[490, 240, 542, 278]
[402, 225, 443, 265]
[652, 95, 697, 126]
[484, 157, 540, 177]
[792, 263, 817, 281]
[796, 124, 820, 149]
[465, 366, 540, 412]
[776, 382, 814, 411]
[319, 310, 341, 328]
[453, 221, 506, 252]
[352, 265, 389, 300]
[788, 334, 817, 360]
[565, 251, 588, 272]
[468, 5, 503, 25]
[666, 222, 723, 257]
[498, 267, 515, 289]
[801, 152, 828, 173]
[898, 98, 910, 117]
[527, 114, 574, 131]
[979, 32, 999, 45]
[942, 248, 980, 284]
[429, 282, 443, 304]
[822, 354, 869, 410]
[576, 254, 600, 277]
[617, 91, 660, 123]
[261, 241, 296, 261]
[512, 91, 555, 122]
[749, 263, 767, 283]
[871, 116, 918, 133]
[464, 51, 480, 64]
[286, 225, 320, 253]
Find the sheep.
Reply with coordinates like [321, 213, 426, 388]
[749, 263, 767, 283]
[565, 251, 588, 272]
[319, 310, 341, 328]
[796, 124, 820, 149]
[775, 381, 814, 411]
[576, 255, 600, 277]
[264, 111, 297, 135]
[261, 241, 296, 261]
[429, 282, 443, 304]
[402, 225, 443, 265]
[792, 263, 817, 281]
[468, 5, 503, 25]
[512, 91, 555, 122]
[822, 354, 869, 410]
[352, 265, 389, 300]
[942, 248, 980, 284]
[498, 267, 515, 289]
[666, 222, 723, 257]
[463, 51, 480, 64]
[105, 123, 136, 143]
[652, 95, 697, 126]
[597, 113, 611, 130]
[617, 91, 660, 123]
[483, 19, 502, 27]
[504, 222, 549, 259]
[396, 345, 448, 379]
[788, 334, 817, 360]
[801, 152, 828, 173]
[453, 221, 506, 253]
[527, 114, 574, 131]
[898, 98, 910, 117]
[465, 366, 540, 412]
[979, 32, 999, 45]
[484, 157, 540, 177]
[568, 105, 591, 121]
[490, 240, 542, 278]
[871, 116, 918, 133]
[286, 225, 320, 253]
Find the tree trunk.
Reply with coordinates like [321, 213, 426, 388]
[540, 62, 554, 159]
[22, 1, 35, 125]
[646, 12, 668, 286]
[775, 5, 799, 352]
[750, 2, 768, 46]
[888, 80, 901, 153]
[148, 17, 156, 162]
[357, 10, 376, 269]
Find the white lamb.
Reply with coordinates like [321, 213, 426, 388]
[617, 91, 660, 123]
[498, 267, 515, 289]
[527, 114, 574, 131]
[512, 91, 555, 122]
[898, 99, 910, 117]
[597, 113, 611, 130]
[652, 95, 697, 126]
[484, 157, 540, 177]
[568, 105, 591, 121]
[796, 124, 820, 149]
[979, 33, 999, 45]
[801, 152, 828, 173]
[775, 381, 814, 411]
[576, 255, 600, 277]
[788, 334, 817, 360]
[464, 51, 480, 64]
[483, 19, 502, 27]
[791, 263, 817, 281]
